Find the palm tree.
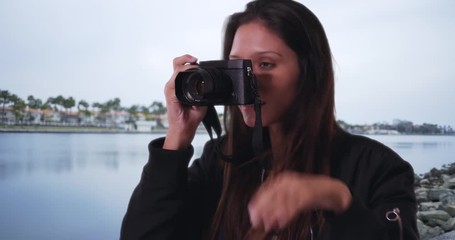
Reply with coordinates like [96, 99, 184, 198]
[141, 106, 151, 120]
[62, 97, 75, 113]
[46, 97, 57, 111]
[150, 101, 166, 115]
[92, 102, 109, 124]
[27, 95, 43, 123]
[62, 96, 76, 123]
[77, 100, 91, 124]
[0, 90, 12, 123]
[127, 105, 139, 121]
[40, 102, 52, 123]
[107, 98, 121, 125]
[10, 94, 26, 123]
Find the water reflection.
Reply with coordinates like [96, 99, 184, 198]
[0, 133, 151, 179]
[367, 135, 455, 174]
[0, 133, 452, 240]
[0, 133, 208, 180]
[391, 141, 450, 149]
[0, 132, 211, 240]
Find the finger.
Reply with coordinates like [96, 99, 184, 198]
[248, 177, 294, 231]
[172, 54, 198, 71]
[166, 55, 198, 92]
[248, 189, 274, 230]
[165, 55, 198, 98]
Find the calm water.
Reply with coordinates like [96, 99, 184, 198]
[0, 133, 454, 240]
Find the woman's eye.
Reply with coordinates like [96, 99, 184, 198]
[259, 62, 274, 69]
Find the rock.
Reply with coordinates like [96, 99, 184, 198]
[415, 163, 455, 239]
[440, 192, 455, 216]
[421, 179, 431, 187]
[421, 202, 443, 211]
[445, 163, 455, 175]
[427, 218, 455, 231]
[441, 218, 455, 232]
[430, 230, 455, 240]
[443, 177, 455, 189]
[418, 210, 451, 222]
[419, 219, 444, 240]
[441, 204, 455, 217]
[440, 191, 455, 205]
[428, 189, 453, 202]
[416, 187, 430, 203]
[415, 174, 423, 186]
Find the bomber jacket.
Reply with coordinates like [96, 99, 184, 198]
[120, 131, 419, 240]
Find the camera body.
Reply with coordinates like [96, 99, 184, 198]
[175, 59, 257, 106]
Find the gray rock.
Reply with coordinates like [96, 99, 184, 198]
[443, 177, 455, 189]
[430, 230, 455, 240]
[421, 179, 431, 187]
[440, 191, 455, 205]
[421, 202, 443, 211]
[416, 187, 430, 203]
[440, 192, 455, 216]
[427, 217, 455, 231]
[419, 219, 444, 240]
[428, 189, 453, 202]
[441, 218, 455, 232]
[418, 210, 452, 222]
[441, 204, 455, 217]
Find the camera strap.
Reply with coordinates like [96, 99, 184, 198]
[252, 91, 270, 172]
[201, 81, 269, 171]
[202, 105, 222, 141]
[202, 102, 268, 167]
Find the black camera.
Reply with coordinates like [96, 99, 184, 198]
[175, 59, 257, 106]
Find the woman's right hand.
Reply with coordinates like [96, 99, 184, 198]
[163, 54, 207, 150]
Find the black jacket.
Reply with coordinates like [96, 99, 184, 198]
[121, 132, 419, 240]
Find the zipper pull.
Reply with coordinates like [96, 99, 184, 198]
[385, 208, 403, 240]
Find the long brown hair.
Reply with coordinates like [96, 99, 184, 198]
[210, 0, 338, 239]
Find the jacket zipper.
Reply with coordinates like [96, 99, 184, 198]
[385, 207, 403, 240]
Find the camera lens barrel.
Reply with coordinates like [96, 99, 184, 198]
[175, 59, 256, 106]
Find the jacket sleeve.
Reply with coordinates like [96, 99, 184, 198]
[322, 137, 419, 240]
[120, 137, 222, 240]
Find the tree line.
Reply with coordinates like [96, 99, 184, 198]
[0, 89, 166, 124]
[337, 120, 454, 135]
[1, 89, 454, 135]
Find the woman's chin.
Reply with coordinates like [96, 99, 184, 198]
[242, 117, 256, 128]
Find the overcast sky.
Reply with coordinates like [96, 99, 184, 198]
[1, 0, 454, 127]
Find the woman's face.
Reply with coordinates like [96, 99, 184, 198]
[229, 20, 300, 130]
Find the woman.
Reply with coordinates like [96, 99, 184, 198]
[121, 0, 419, 239]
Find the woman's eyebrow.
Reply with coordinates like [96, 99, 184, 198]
[229, 51, 283, 59]
[254, 51, 282, 57]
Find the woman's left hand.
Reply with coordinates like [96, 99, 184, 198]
[248, 171, 352, 232]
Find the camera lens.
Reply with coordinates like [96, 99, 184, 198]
[184, 71, 211, 101]
[175, 59, 255, 106]
[182, 68, 232, 102]
[194, 79, 205, 96]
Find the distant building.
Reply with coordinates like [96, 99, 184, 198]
[135, 120, 158, 132]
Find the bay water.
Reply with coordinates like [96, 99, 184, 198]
[0, 132, 453, 240]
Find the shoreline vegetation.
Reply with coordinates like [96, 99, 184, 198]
[1, 89, 454, 135]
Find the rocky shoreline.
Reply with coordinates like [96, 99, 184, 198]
[415, 163, 455, 240]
